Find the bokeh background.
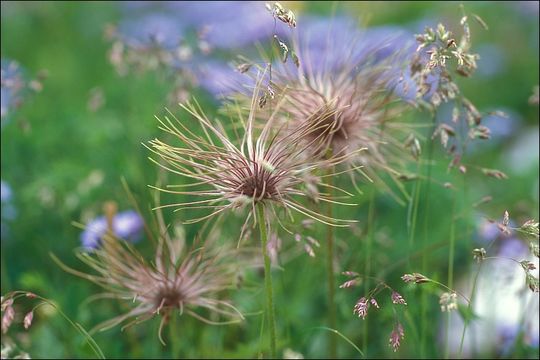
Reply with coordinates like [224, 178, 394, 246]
[1, 1, 539, 358]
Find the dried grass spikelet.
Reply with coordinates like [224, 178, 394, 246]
[250, 22, 416, 203]
[146, 68, 359, 232]
[53, 204, 248, 345]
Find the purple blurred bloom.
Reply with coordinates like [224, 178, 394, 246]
[195, 59, 256, 97]
[497, 238, 528, 259]
[1, 58, 43, 124]
[118, 13, 185, 48]
[81, 210, 144, 250]
[476, 215, 516, 244]
[1, 59, 25, 122]
[197, 16, 415, 97]
[287, 16, 413, 76]
[176, 1, 289, 49]
[119, 1, 289, 50]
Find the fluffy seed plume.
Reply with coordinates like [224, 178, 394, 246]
[262, 20, 416, 203]
[147, 70, 357, 231]
[53, 209, 247, 344]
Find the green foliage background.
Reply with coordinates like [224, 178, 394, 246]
[1, 1, 538, 359]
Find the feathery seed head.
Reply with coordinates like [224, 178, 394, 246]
[147, 70, 357, 228]
[55, 210, 246, 344]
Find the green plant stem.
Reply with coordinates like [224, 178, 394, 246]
[458, 169, 477, 359]
[444, 197, 457, 359]
[419, 113, 436, 359]
[362, 193, 375, 358]
[458, 263, 482, 358]
[257, 203, 277, 358]
[326, 166, 337, 359]
[407, 164, 422, 268]
[32, 294, 105, 359]
[170, 312, 181, 359]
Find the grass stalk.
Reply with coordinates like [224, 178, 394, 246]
[362, 192, 375, 357]
[169, 312, 181, 358]
[257, 203, 277, 358]
[444, 196, 457, 359]
[326, 165, 337, 358]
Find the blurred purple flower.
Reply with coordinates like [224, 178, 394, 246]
[176, 1, 289, 49]
[497, 237, 529, 258]
[119, 1, 289, 50]
[195, 59, 256, 97]
[81, 210, 144, 250]
[196, 16, 415, 97]
[1, 59, 44, 124]
[286, 16, 413, 77]
[118, 13, 185, 48]
[476, 214, 516, 244]
[1, 59, 25, 122]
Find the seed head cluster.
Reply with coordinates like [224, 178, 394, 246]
[55, 212, 245, 344]
[148, 74, 358, 228]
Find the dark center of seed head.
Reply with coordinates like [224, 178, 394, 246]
[155, 287, 185, 309]
[238, 168, 276, 200]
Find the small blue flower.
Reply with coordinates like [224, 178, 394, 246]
[81, 210, 144, 250]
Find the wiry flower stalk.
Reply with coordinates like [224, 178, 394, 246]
[53, 209, 246, 345]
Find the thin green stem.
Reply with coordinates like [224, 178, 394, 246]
[444, 197, 457, 359]
[420, 113, 436, 358]
[257, 203, 277, 358]
[362, 192, 375, 358]
[29, 294, 105, 359]
[326, 166, 337, 359]
[458, 169, 477, 359]
[407, 164, 422, 268]
[170, 312, 181, 359]
[458, 264, 482, 358]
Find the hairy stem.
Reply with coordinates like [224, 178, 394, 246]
[326, 166, 337, 358]
[257, 203, 277, 358]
